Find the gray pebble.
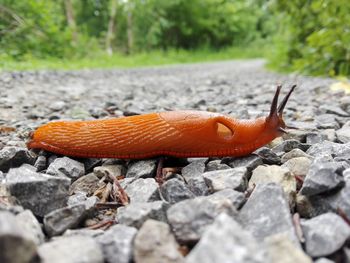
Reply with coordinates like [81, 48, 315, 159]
[186, 213, 265, 263]
[0, 146, 37, 172]
[186, 176, 209, 196]
[93, 164, 126, 178]
[134, 219, 184, 263]
[69, 173, 100, 196]
[210, 189, 246, 209]
[5, 165, 70, 216]
[126, 159, 157, 179]
[49, 101, 66, 111]
[224, 155, 263, 174]
[281, 157, 312, 179]
[0, 211, 37, 263]
[239, 183, 298, 244]
[160, 178, 195, 204]
[300, 160, 345, 196]
[182, 160, 206, 181]
[16, 210, 45, 245]
[301, 212, 350, 257]
[272, 139, 310, 154]
[336, 121, 350, 143]
[125, 178, 160, 203]
[38, 235, 104, 263]
[46, 156, 85, 181]
[117, 201, 168, 228]
[281, 148, 312, 163]
[315, 114, 339, 129]
[255, 147, 281, 165]
[203, 167, 248, 192]
[205, 160, 230, 171]
[167, 195, 237, 244]
[96, 224, 137, 263]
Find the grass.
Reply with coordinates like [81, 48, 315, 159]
[0, 45, 267, 71]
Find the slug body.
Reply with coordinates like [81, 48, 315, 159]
[27, 85, 295, 159]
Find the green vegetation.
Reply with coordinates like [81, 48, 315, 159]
[0, 0, 349, 76]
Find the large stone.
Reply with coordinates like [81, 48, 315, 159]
[96, 224, 137, 263]
[0, 211, 37, 263]
[38, 235, 104, 263]
[186, 213, 265, 263]
[300, 160, 345, 196]
[46, 157, 85, 181]
[203, 167, 247, 192]
[117, 201, 168, 228]
[160, 178, 195, 204]
[5, 165, 70, 216]
[239, 183, 298, 244]
[16, 210, 45, 245]
[126, 160, 157, 179]
[0, 146, 37, 172]
[125, 178, 160, 203]
[134, 220, 184, 263]
[301, 212, 350, 257]
[167, 196, 236, 244]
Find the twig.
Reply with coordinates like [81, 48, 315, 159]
[107, 173, 129, 205]
[337, 207, 350, 226]
[88, 219, 115, 230]
[292, 213, 305, 243]
[95, 202, 121, 209]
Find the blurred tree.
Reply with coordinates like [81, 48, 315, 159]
[106, 0, 118, 55]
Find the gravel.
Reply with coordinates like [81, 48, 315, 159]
[1, 60, 348, 262]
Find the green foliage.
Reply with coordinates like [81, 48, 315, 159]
[270, 0, 350, 76]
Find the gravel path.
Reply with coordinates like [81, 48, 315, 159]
[1, 59, 350, 263]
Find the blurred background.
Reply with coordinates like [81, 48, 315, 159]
[0, 0, 349, 76]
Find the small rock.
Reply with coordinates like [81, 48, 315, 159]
[38, 235, 104, 263]
[182, 160, 206, 181]
[160, 178, 195, 204]
[0, 146, 37, 172]
[0, 211, 37, 263]
[46, 157, 85, 181]
[300, 160, 345, 196]
[96, 224, 137, 263]
[126, 160, 157, 179]
[167, 196, 237, 244]
[282, 157, 312, 179]
[117, 201, 168, 228]
[255, 147, 281, 165]
[125, 178, 159, 203]
[315, 114, 340, 129]
[5, 165, 70, 216]
[239, 183, 298, 244]
[186, 176, 209, 196]
[320, 105, 350, 117]
[307, 141, 350, 159]
[281, 148, 312, 163]
[16, 210, 45, 245]
[63, 228, 104, 238]
[93, 164, 126, 178]
[44, 204, 90, 237]
[34, 155, 47, 171]
[272, 139, 310, 154]
[205, 160, 230, 171]
[266, 233, 312, 263]
[186, 213, 265, 263]
[69, 173, 100, 196]
[67, 192, 88, 206]
[134, 219, 184, 263]
[336, 121, 350, 143]
[83, 158, 102, 173]
[49, 101, 66, 111]
[203, 167, 247, 192]
[249, 165, 296, 203]
[301, 212, 350, 257]
[314, 258, 335, 263]
[224, 154, 263, 174]
[210, 189, 246, 209]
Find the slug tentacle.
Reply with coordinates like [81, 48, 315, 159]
[27, 84, 296, 159]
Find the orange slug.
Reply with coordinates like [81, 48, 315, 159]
[27, 85, 295, 159]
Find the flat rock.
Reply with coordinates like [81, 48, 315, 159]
[239, 183, 298, 244]
[301, 212, 350, 257]
[336, 121, 350, 143]
[126, 160, 157, 179]
[281, 157, 312, 179]
[93, 164, 126, 178]
[96, 224, 137, 263]
[69, 173, 100, 196]
[300, 160, 345, 196]
[249, 165, 296, 203]
[134, 219, 184, 263]
[0, 211, 37, 263]
[38, 235, 104, 263]
[43, 204, 89, 237]
[0, 146, 37, 172]
[46, 157, 85, 181]
[117, 201, 168, 228]
[16, 210, 45, 245]
[186, 213, 265, 263]
[5, 165, 70, 216]
[210, 189, 246, 209]
[266, 233, 312, 263]
[125, 178, 159, 203]
[203, 167, 247, 192]
[160, 178, 195, 204]
[167, 195, 237, 244]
